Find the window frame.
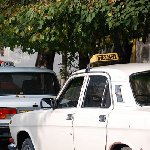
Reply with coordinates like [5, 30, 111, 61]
[81, 72, 112, 109]
[55, 73, 88, 109]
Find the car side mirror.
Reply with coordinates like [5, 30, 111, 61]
[40, 98, 56, 109]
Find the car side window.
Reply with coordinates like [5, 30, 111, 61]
[83, 75, 111, 108]
[57, 77, 84, 108]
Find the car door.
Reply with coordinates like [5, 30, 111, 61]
[73, 73, 114, 150]
[39, 74, 88, 150]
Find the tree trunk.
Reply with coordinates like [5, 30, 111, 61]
[35, 51, 55, 70]
[45, 51, 55, 70]
[35, 52, 43, 67]
[62, 50, 68, 81]
[112, 30, 126, 64]
[78, 51, 90, 70]
[123, 40, 133, 63]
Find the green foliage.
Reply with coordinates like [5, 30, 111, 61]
[106, 0, 150, 38]
[0, 0, 149, 55]
[0, 0, 110, 54]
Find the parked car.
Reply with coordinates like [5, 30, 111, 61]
[9, 63, 150, 150]
[0, 66, 60, 143]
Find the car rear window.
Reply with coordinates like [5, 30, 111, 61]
[0, 72, 60, 95]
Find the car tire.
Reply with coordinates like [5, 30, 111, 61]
[21, 138, 35, 150]
[121, 147, 132, 150]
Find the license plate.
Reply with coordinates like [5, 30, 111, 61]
[17, 107, 40, 114]
[18, 110, 32, 113]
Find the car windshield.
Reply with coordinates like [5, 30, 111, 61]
[0, 72, 60, 95]
[130, 71, 150, 106]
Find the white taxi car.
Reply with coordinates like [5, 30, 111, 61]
[9, 63, 150, 150]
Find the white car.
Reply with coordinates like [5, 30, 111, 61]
[0, 66, 60, 143]
[9, 63, 150, 150]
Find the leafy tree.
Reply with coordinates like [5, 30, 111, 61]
[106, 0, 150, 62]
[1, 0, 149, 79]
[1, 0, 110, 71]
[107, 0, 150, 37]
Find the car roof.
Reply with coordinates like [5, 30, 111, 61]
[0, 66, 55, 74]
[73, 63, 150, 81]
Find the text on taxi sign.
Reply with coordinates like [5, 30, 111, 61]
[97, 53, 119, 62]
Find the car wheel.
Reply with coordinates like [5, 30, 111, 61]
[21, 138, 35, 150]
[121, 147, 132, 150]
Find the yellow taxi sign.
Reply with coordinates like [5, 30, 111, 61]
[90, 53, 119, 64]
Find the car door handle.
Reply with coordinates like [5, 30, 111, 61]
[33, 104, 38, 107]
[99, 115, 106, 122]
[66, 114, 74, 120]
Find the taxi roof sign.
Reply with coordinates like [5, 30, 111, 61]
[90, 53, 119, 66]
[90, 53, 119, 63]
